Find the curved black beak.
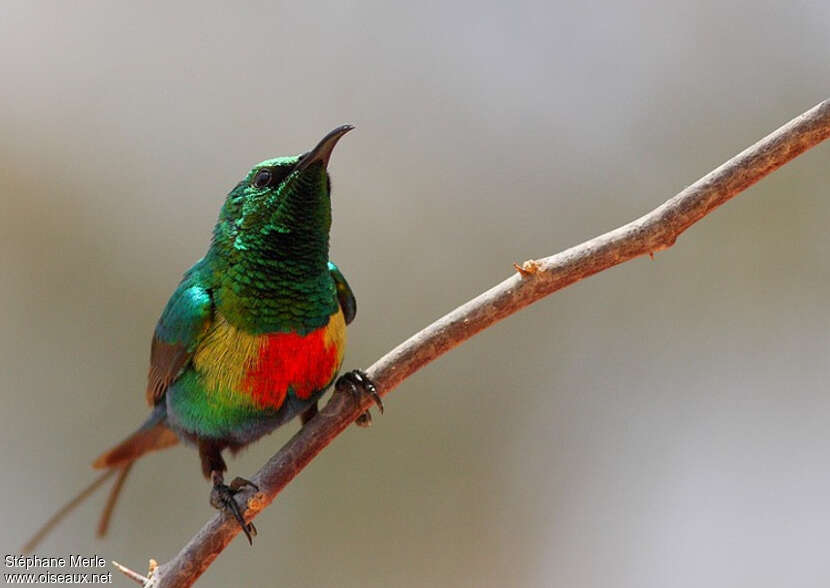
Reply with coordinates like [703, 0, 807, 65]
[296, 125, 354, 172]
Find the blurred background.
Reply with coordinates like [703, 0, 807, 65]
[2, 1, 830, 586]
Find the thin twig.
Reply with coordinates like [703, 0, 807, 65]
[150, 99, 830, 587]
[112, 560, 150, 586]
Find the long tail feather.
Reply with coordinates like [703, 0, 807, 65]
[23, 404, 177, 553]
[22, 469, 117, 553]
[96, 462, 134, 537]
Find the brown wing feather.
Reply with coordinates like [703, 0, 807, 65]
[146, 337, 193, 405]
[144, 271, 213, 405]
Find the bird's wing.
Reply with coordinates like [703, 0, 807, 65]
[146, 271, 213, 405]
[329, 261, 356, 325]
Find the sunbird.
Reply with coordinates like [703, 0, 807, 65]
[25, 125, 381, 549]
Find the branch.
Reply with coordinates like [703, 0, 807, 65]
[148, 99, 830, 587]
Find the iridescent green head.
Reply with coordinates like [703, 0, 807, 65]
[216, 125, 352, 254]
[208, 126, 353, 331]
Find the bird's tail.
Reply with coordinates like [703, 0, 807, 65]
[91, 403, 178, 470]
[22, 404, 178, 553]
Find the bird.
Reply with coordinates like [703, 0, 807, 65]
[24, 125, 382, 550]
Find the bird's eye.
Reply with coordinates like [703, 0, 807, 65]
[252, 169, 272, 188]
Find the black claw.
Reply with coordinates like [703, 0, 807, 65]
[336, 370, 384, 424]
[355, 411, 373, 427]
[229, 477, 259, 492]
[210, 477, 258, 545]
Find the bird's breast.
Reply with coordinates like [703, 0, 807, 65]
[191, 309, 346, 410]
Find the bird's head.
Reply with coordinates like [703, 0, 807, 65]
[213, 125, 353, 264]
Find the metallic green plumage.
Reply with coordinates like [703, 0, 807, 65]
[27, 126, 359, 551]
[207, 158, 338, 334]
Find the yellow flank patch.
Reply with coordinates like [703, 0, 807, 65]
[324, 308, 347, 368]
[192, 313, 262, 396]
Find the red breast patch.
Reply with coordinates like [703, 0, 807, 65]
[242, 328, 340, 409]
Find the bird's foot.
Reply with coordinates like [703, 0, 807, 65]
[336, 369, 383, 427]
[210, 472, 259, 545]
